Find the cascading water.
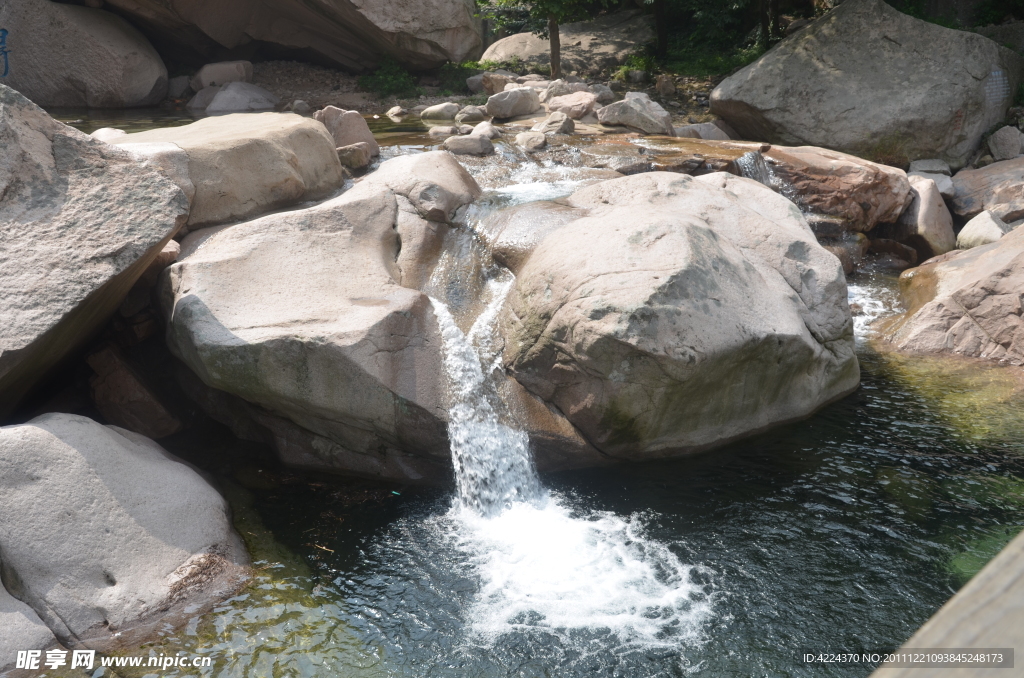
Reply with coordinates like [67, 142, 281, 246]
[429, 272, 711, 648]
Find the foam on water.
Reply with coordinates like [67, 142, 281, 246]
[430, 282, 711, 648]
[848, 277, 900, 341]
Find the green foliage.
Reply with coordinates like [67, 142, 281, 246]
[358, 57, 419, 97]
[662, 43, 764, 77]
[886, 0, 961, 27]
[438, 61, 482, 94]
[974, 0, 1024, 25]
[477, 0, 612, 36]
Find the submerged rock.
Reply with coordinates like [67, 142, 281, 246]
[113, 113, 344, 229]
[499, 172, 858, 459]
[0, 0, 168, 107]
[710, 0, 1024, 169]
[883, 225, 1024, 365]
[0, 413, 249, 650]
[0, 85, 188, 420]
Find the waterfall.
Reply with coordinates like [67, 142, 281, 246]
[736, 151, 801, 205]
[430, 274, 712, 647]
[430, 280, 543, 517]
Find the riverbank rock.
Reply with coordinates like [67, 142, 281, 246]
[161, 152, 481, 483]
[100, 0, 481, 72]
[957, 211, 1012, 249]
[533, 111, 575, 134]
[337, 141, 374, 169]
[485, 87, 541, 119]
[888, 174, 957, 259]
[597, 93, 673, 135]
[0, 0, 168, 107]
[444, 134, 494, 155]
[0, 414, 249, 649]
[499, 171, 858, 459]
[950, 157, 1024, 222]
[515, 131, 547, 152]
[0, 580, 60, 672]
[987, 125, 1024, 160]
[481, 10, 654, 74]
[764, 145, 913, 231]
[710, 0, 1024, 169]
[421, 102, 461, 120]
[191, 60, 252, 90]
[204, 82, 279, 114]
[315, 106, 381, 156]
[0, 85, 188, 420]
[883, 225, 1024, 365]
[547, 91, 598, 120]
[113, 113, 344, 229]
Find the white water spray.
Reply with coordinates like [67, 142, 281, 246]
[430, 277, 711, 646]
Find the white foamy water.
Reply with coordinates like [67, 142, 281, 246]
[848, 280, 900, 341]
[430, 283, 711, 647]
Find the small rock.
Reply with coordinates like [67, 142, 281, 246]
[591, 83, 616, 104]
[540, 79, 590, 103]
[409, 104, 429, 114]
[987, 125, 1023, 161]
[315, 106, 380, 155]
[485, 87, 542, 119]
[428, 125, 460, 138]
[191, 60, 253, 91]
[547, 91, 598, 119]
[205, 82, 280, 114]
[90, 127, 128, 143]
[337, 142, 374, 169]
[387, 105, 408, 117]
[470, 121, 501, 139]
[458, 124, 474, 135]
[909, 158, 951, 176]
[957, 210, 1012, 249]
[466, 73, 486, 93]
[482, 72, 512, 96]
[655, 74, 675, 97]
[516, 131, 547, 152]
[291, 99, 311, 116]
[167, 75, 191, 99]
[420, 102, 460, 120]
[455, 105, 487, 123]
[627, 70, 647, 83]
[444, 135, 495, 155]
[185, 86, 221, 113]
[532, 111, 575, 134]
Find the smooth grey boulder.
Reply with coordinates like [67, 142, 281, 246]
[884, 224, 1024, 365]
[710, 0, 1024, 169]
[0, 414, 249, 649]
[547, 91, 598, 120]
[100, 0, 481, 71]
[314, 106, 381, 156]
[890, 174, 957, 258]
[532, 111, 575, 134]
[191, 60, 253, 91]
[455, 105, 487, 123]
[597, 92, 673, 135]
[539, 79, 590, 103]
[987, 125, 1024, 160]
[675, 122, 731, 141]
[485, 87, 541, 119]
[910, 170, 954, 199]
[167, 75, 192, 99]
[113, 113, 345, 229]
[443, 134, 494, 155]
[0, 0, 167, 107]
[515, 131, 547, 151]
[0, 85, 188, 420]
[591, 83, 616, 104]
[186, 85, 222, 113]
[0, 577, 60, 672]
[499, 171, 858, 459]
[161, 152, 482, 483]
[957, 210, 1012, 249]
[204, 81, 280, 114]
[420, 102, 461, 120]
[470, 120, 501, 139]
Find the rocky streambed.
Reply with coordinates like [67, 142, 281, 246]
[2, 75, 1024, 677]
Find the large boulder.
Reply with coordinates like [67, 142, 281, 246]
[547, 91, 598, 120]
[0, 579, 59, 672]
[0, 414, 249, 649]
[0, 0, 167, 107]
[597, 92, 673, 136]
[888, 174, 957, 259]
[113, 113, 345, 230]
[100, 0, 481, 71]
[498, 172, 858, 459]
[883, 225, 1024, 365]
[0, 85, 187, 420]
[485, 87, 541, 119]
[481, 10, 654, 75]
[763, 145, 913, 231]
[710, 0, 1024, 169]
[950, 157, 1024, 222]
[160, 152, 479, 483]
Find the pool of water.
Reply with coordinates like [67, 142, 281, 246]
[52, 109, 1024, 678]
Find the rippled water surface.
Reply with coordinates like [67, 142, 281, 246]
[55, 111, 1024, 678]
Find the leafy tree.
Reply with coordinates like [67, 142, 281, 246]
[479, 0, 611, 78]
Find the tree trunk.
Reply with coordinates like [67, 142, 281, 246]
[654, 0, 668, 58]
[549, 15, 561, 79]
[769, 0, 780, 42]
[758, 0, 769, 50]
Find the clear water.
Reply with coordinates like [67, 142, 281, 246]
[51, 110, 1024, 678]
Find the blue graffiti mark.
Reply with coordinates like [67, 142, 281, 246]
[0, 29, 9, 77]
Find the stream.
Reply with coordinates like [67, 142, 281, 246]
[53, 110, 1024, 678]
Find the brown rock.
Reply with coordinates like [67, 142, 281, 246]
[950, 157, 1024, 222]
[655, 74, 675, 97]
[882, 225, 1024, 364]
[764, 145, 913, 231]
[87, 345, 182, 439]
[546, 91, 598, 119]
[482, 73, 512, 96]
